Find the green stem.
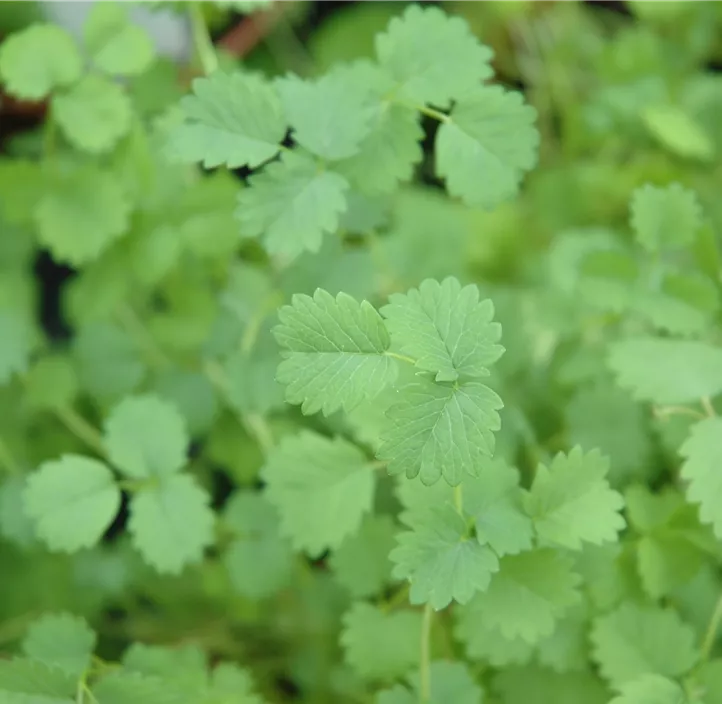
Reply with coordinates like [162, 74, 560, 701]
[701, 594, 722, 662]
[189, 2, 219, 75]
[701, 396, 717, 418]
[54, 407, 106, 457]
[419, 603, 433, 702]
[454, 485, 463, 514]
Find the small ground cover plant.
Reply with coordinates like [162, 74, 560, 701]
[1, 0, 722, 702]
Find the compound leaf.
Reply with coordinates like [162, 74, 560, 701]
[22, 613, 96, 679]
[375, 5, 493, 106]
[104, 394, 188, 479]
[680, 417, 722, 538]
[167, 71, 286, 169]
[436, 86, 538, 209]
[274, 288, 397, 415]
[381, 276, 503, 382]
[129, 474, 215, 574]
[54, 74, 132, 154]
[391, 504, 499, 610]
[591, 602, 698, 688]
[609, 338, 722, 405]
[24, 455, 121, 553]
[261, 431, 375, 557]
[525, 447, 625, 550]
[0, 658, 76, 702]
[378, 378, 503, 486]
[0, 23, 82, 100]
[236, 152, 349, 258]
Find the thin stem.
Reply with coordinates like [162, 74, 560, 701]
[701, 396, 717, 418]
[416, 104, 451, 123]
[189, 2, 219, 75]
[652, 405, 706, 421]
[453, 484, 463, 514]
[54, 407, 105, 456]
[385, 351, 417, 366]
[419, 603, 433, 703]
[381, 583, 410, 613]
[701, 594, 722, 662]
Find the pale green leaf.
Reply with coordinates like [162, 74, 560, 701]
[35, 165, 131, 266]
[0, 658, 76, 702]
[237, 153, 349, 258]
[261, 431, 375, 557]
[84, 2, 155, 76]
[274, 288, 397, 416]
[104, 394, 188, 479]
[680, 417, 722, 539]
[22, 613, 95, 679]
[591, 602, 698, 688]
[608, 338, 722, 405]
[436, 86, 538, 209]
[642, 104, 714, 161]
[25, 355, 78, 410]
[609, 674, 688, 704]
[0, 477, 36, 547]
[408, 662, 484, 704]
[330, 514, 397, 598]
[381, 277, 503, 382]
[167, 71, 285, 169]
[206, 663, 264, 704]
[122, 643, 207, 690]
[525, 447, 625, 550]
[91, 671, 191, 704]
[375, 5, 493, 106]
[630, 183, 702, 251]
[378, 377, 503, 486]
[54, 75, 132, 154]
[24, 455, 121, 553]
[276, 64, 375, 160]
[129, 474, 215, 574]
[0, 24, 82, 100]
[341, 603, 421, 681]
[463, 549, 581, 643]
[391, 504, 499, 610]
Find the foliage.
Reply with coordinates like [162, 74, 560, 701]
[1, 1, 722, 702]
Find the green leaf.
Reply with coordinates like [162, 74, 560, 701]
[91, 671, 191, 704]
[276, 64, 375, 160]
[0, 310, 31, 384]
[261, 431, 375, 557]
[375, 5, 493, 106]
[591, 602, 698, 688]
[53, 74, 132, 154]
[222, 492, 293, 599]
[680, 417, 722, 539]
[236, 152, 349, 258]
[463, 549, 581, 643]
[35, 164, 131, 266]
[391, 504, 499, 610]
[223, 352, 284, 417]
[206, 663, 264, 704]
[0, 658, 76, 702]
[330, 514, 397, 598]
[24, 455, 121, 553]
[492, 666, 609, 704]
[0, 477, 36, 547]
[274, 288, 397, 416]
[22, 613, 95, 679]
[630, 183, 702, 252]
[608, 338, 722, 405]
[436, 86, 539, 209]
[341, 603, 421, 681]
[129, 474, 214, 574]
[25, 355, 78, 410]
[642, 104, 714, 161]
[122, 643, 207, 690]
[378, 662, 483, 704]
[381, 277, 503, 382]
[378, 377, 503, 486]
[84, 2, 155, 76]
[464, 460, 534, 556]
[167, 71, 286, 169]
[609, 674, 689, 704]
[0, 23, 82, 100]
[525, 447, 625, 550]
[104, 394, 188, 479]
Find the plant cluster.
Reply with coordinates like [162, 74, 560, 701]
[0, 1, 722, 703]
